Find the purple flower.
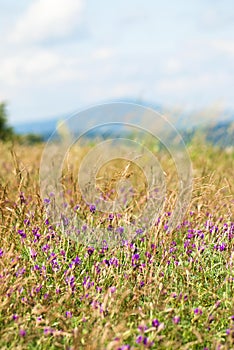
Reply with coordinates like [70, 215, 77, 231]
[89, 204, 96, 213]
[72, 256, 81, 265]
[44, 327, 54, 335]
[116, 226, 124, 234]
[131, 253, 140, 267]
[0, 249, 3, 257]
[12, 314, 19, 321]
[109, 213, 114, 220]
[18, 229, 26, 239]
[35, 285, 42, 293]
[110, 286, 116, 293]
[143, 337, 149, 345]
[194, 308, 202, 315]
[19, 329, 26, 337]
[65, 311, 72, 318]
[30, 248, 37, 259]
[138, 324, 148, 332]
[87, 247, 94, 256]
[219, 243, 226, 251]
[109, 257, 118, 267]
[152, 319, 160, 328]
[140, 281, 145, 287]
[60, 250, 65, 257]
[136, 335, 143, 344]
[136, 228, 144, 234]
[132, 253, 139, 260]
[19, 193, 26, 204]
[15, 268, 26, 277]
[173, 316, 180, 324]
[42, 244, 50, 252]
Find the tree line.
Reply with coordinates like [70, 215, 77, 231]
[0, 102, 43, 144]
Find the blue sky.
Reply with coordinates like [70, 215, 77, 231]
[0, 0, 234, 124]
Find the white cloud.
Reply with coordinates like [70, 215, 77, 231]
[157, 73, 230, 95]
[162, 58, 182, 75]
[0, 50, 59, 85]
[0, 48, 87, 87]
[211, 39, 234, 57]
[10, 0, 84, 44]
[92, 48, 115, 60]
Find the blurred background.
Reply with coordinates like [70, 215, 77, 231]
[0, 0, 234, 144]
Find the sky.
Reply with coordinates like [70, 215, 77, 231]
[0, 0, 234, 124]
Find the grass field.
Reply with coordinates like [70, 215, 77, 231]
[0, 137, 233, 350]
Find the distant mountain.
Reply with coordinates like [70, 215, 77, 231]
[12, 101, 234, 147]
[12, 100, 163, 140]
[14, 116, 60, 141]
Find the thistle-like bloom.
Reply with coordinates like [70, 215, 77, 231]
[152, 319, 160, 327]
[173, 316, 180, 324]
[89, 204, 96, 213]
[19, 329, 26, 337]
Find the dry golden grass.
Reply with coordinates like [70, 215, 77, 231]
[0, 138, 233, 350]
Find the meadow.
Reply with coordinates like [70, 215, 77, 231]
[0, 135, 233, 350]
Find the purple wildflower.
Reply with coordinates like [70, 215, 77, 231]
[194, 308, 202, 315]
[109, 213, 114, 220]
[116, 226, 124, 234]
[19, 192, 26, 204]
[136, 335, 143, 343]
[110, 286, 116, 293]
[87, 247, 94, 256]
[152, 319, 160, 327]
[60, 250, 65, 257]
[18, 229, 26, 239]
[173, 316, 180, 324]
[89, 204, 96, 213]
[44, 327, 54, 335]
[30, 248, 37, 259]
[19, 329, 26, 337]
[140, 281, 145, 287]
[138, 324, 148, 332]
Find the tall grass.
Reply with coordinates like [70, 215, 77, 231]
[0, 137, 233, 350]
